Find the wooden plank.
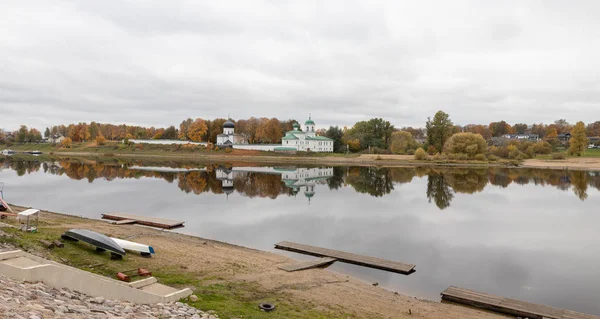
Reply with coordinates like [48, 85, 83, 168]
[102, 212, 184, 229]
[113, 219, 137, 225]
[278, 257, 337, 272]
[441, 286, 600, 319]
[274, 241, 415, 275]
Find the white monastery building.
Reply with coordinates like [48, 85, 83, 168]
[216, 120, 248, 146]
[279, 116, 334, 152]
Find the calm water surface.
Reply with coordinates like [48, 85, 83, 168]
[2, 158, 600, 315]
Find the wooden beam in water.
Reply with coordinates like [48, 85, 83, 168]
[102, 213, 184, 229]
[277, 257, 337, 272]
[274, 241, 415, 275]
[441, 286, 600, 319]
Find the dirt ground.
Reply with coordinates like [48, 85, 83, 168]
[3, 206, 510, 319]
[523, 157, 600, 170]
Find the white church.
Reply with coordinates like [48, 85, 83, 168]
[215, 116, 334, 153]
[279, 117, 334, 152]
[216, 119, 248, 146]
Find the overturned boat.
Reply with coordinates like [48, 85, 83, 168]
[62, 229, 126, 257]
[111, 237, 155, 257]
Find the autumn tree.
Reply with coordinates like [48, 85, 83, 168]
[513, 123, 528, 134]
[568, 121, 588, 156]
[28, 128, 42, 142]
[586, 121, 600, 137]
[178, 118, 194, 140]
[256, 118, 283, 143]
[463, 124, 491, 140]
[207, 118, 227, 143]
[61, 137, 73, 148]
[187, 118, 208, 142]
[426, 111, 453, 153]
[488, 121, 513, 137]
[444, 133, 487, 157]
[554, 119, 572, 134]
[96, 135, 106, 145]
[545, 126, 559, 148]
[389, 131, 419, 154]
[401, 127, 425, 139]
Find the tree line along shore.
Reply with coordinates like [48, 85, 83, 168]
[2, 111, 599, 163]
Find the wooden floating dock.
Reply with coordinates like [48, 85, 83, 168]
[277, 257, 337, 272]
[101, 213, 184, 229]
[441, 286, 600, 319]
[274, 241, 416, 275]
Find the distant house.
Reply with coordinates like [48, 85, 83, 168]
[502, 134, 540, 142]
[558, 133, 571, 142]
[48, 135, 65, 144]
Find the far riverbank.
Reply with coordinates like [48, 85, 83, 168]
[8, 142, 600, 171]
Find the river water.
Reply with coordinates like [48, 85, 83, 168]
[2, 158, 600, 315]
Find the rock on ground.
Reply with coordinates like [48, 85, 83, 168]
[0, 274, 214, 319]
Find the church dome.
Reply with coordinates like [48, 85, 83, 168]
[223, 120, 235, 128]
[304, 119, 315, 125]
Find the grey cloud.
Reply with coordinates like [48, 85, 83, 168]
[1, 0, 600, 131]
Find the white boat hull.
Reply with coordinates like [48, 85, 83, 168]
[111, 238, 155, 255]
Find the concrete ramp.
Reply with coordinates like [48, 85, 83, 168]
[0, 250, 192, 304]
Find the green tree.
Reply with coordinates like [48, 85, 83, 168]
[16, 125, 28, 143]
[44, 127, 51, 138]
[568, 121, 588, 156]
[325, 126, 344, 152]
[163, 126, 178, 139]
[425, 111, 453, 153]
[389, 131, 418, 154]
[345, 118, 394, 150]
[513, 123, 528, 134]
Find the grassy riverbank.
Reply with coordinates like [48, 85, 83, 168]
[0, 206, 505, 319]
[7, 141, 522, 168]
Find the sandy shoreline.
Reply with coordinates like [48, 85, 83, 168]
[2, 205, 508, 319]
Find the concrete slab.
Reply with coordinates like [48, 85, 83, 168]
[140, 283, 179, 295]
[1, 256, 40, 268]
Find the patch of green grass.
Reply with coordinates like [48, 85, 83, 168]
[187, 281, 353, 319]
[2, 225, 356, 318]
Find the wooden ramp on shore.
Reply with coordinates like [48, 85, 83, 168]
[441, 286, 600, 319]
[277, 257, 337, 272]
[101, 213, 184, 229]
[274, 241, 415, 275]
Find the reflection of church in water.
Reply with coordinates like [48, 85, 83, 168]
[215, 167, 334, 202]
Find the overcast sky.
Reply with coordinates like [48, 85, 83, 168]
[2, 1, 600, 131]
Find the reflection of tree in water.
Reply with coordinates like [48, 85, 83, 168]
[326, 167, 345, 190]
[426, 172, 454, 210]
[345, 167, 394, 197]
[389, 168, 416, 184]
[444, 168, 488, 194]
[4, 159, 600, 202]
[570, 171, 588, 201]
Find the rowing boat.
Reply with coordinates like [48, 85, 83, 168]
[62, 229, 126, 256]
[111, 237, 155, 257]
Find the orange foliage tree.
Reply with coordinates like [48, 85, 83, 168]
[61, 137, 73, 148]
[188, 118, 208, 142]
